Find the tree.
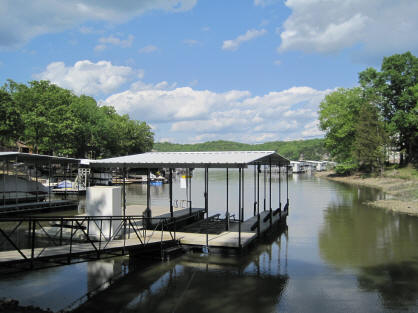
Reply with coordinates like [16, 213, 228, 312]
[359, 52, 418, 164]
[318, 88, 363, 163]
[0, 90, 23, 146]
[353, 100, 386, 173]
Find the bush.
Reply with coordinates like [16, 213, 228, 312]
[335, 163, 357, 176]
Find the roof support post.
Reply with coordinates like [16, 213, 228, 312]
[263, 165, 266, 212]
[269, 159, 272, 226]
[241, 166, 244, 222]
[35, 161, 38, 203]
[253, 166, 256, 217]
[238, 167, 241, 248]
[257, 164, 260, 238]
[144, 169, 151, 227]
[188, 168, 192, 215]
[205, 167, 209, 248]
[169, 168, 173, 219]
[279, 163, 282, 212]
[3, 161, 6, 208]
[48, 160, 51, 208]
[286, 165, 289, 216]
[226, 168, 229, 231]
[122, 167, 127, 247]
[15, 156, 18, 206]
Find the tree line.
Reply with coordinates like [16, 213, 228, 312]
[319, 52, 417, 174]
[154, 138, 327, 161]
[0, 80, 153, 158]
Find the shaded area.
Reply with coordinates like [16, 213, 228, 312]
[318, 182, 418, 310]
[358, 260, 418, 309]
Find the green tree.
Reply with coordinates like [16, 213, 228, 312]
[354, 100, 386, 173]
[318, 88, 363, 163]
[359, 52, 418, 164]
[0, 90, 23, 146]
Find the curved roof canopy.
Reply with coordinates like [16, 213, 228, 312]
[90, 151, 289, 169]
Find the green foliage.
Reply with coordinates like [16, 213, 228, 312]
[318, 88, 363, 162]
[335, 162, 357, 176]
[154, 138, 327, 161]
[359, 52, 418, 164]
[0, 90, 23, 146]
[1, 80, 154, 158]
[354, 100, 386, 173]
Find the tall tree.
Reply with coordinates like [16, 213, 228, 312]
[353, 100, 386, 173]
[318, 88, 363, 163]
[359, 52, 418, 164]
[0, 90, 23, 146]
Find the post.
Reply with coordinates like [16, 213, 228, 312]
[145, 169, 151, 228]
[31, 220, 36, 269]
[253, 165, 256, 216]
[64, 163, 67, 200]
[241, 165, 245, 222]
[279, 163, 282, 211]
[269, 159, 272, 225]
[15, 156, 18, 206]
[123, 167, 127, 246]
[189, 168, 192, 215]
[286, 165, 289, 215]
[263, 165, 266, 212]
[35, 161, 38, 203]
[226, 168, 229, 230]
[48, 160, 51, 208]
[257, 164, 260, 237]
[205, 167, 209, 248]
[2, 161, 5, 208]
[169, 168, 173, 218]
[238, 168, 241, 248]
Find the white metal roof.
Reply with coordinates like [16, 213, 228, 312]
[0, 152, 80, 164]
[90, 151, 289, 168]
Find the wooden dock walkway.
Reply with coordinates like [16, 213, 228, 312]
[0, 200, 78, 215]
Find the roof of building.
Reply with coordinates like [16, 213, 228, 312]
[90, 151, 289, 168]
[0, 152, 80, 164]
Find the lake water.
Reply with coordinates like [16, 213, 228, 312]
[1, 169, 417, 312]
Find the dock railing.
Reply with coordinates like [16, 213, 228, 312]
[0, 215, 176, 268]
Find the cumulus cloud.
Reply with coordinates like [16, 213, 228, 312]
[0, 0, 197, 48]
[222, 29, 267, 51]
[279, 0, 418, 56]
[103, 81, 332, 142]
[35, 60, 137, 95]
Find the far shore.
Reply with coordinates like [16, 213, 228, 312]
[315, 170, 418, 216]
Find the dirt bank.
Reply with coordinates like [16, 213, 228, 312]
[315, 171, 418, 216]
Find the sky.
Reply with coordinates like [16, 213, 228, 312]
[1, 0, 417, 144]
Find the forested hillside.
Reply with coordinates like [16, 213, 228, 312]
[154, 139, 327, 161]
[0, 80, 154, 158]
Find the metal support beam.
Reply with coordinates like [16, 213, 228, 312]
[241, 166, 245, 222]
[263, 165, 266, 212]
[145, 169, 151, 223]
[238, 167, 241, 248]
[257, 164, 260, 238]
[226, 168, 229, 230]
[169, 168, 173, 218]
[269, 159, 272, 225]
[253, 166, 256, 216]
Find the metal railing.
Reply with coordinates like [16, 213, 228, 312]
[0, 215, 176, 268]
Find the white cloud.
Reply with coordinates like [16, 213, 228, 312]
[96, 34, 134, 51]
[35, 60, 137, 96]
[103, 80, 332, 142]
[254, 0, 280, 7]
[139, 45, 159, 54]
[0, 0, 197, 48]
[222, 29, 267, 51]
[183, 39, 201, 47]
[279, 0, 418, 57]
[274, 60, 282, 66]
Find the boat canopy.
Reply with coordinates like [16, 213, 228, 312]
[0, 152, 80, 165]
[89, 151, 290, 169]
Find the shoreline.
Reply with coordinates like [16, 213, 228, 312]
[315, 171, 418, 216]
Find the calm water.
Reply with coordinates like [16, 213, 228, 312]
[1, 169, 418, 312]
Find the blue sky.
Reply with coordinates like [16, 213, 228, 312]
[1, 0, 417, 143]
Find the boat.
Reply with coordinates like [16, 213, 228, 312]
[0, 174, 49, 204]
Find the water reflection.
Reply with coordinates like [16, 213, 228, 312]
[74, 230, 289, 313]
[318, 181, 418, 310]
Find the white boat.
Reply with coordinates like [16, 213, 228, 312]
[0, 174, 49, 204]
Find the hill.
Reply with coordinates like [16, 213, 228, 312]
[154, 139, 327, 161]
